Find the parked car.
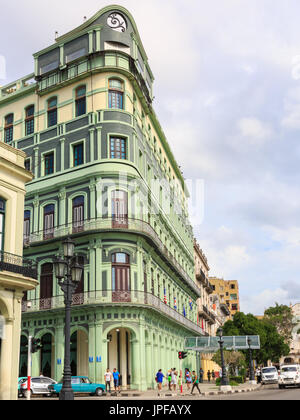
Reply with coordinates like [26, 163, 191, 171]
[20, 376, 57, 397]
[278, 364, 300, 388]
[18, 377, 27, 398]
[48, 376, 106, 397]
[261, 366, 279, 385]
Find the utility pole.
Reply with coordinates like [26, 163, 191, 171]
[27, 336, 32, 401]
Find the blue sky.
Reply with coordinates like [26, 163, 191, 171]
[1, 0, 300, 315]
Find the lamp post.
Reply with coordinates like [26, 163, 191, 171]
[218, 328, 231, 390]
[53, 237, 83, 401]
[248, 337, 256, 384]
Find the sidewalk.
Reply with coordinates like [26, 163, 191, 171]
[107, 381, 262, 399]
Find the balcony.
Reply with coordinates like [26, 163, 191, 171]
[36, 50, 152, 107]
[23, 217, 201, 298]
[22, 290, 205, 336]
[196, 269, 206, 285]
[0, 251, 38, 280]
[198, 304, 216, 325]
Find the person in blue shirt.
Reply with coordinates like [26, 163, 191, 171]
[156, 369, 165, 396]
[113, 368, 121, 393]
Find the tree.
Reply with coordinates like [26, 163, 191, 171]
[264, 303, 295, 345]
[222, 312, 290, 365]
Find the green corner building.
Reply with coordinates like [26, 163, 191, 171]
[0, 5, 203, 390]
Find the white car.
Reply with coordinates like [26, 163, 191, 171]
[261, 366, 279, 385]
[20, 376, 57, 397]
[278, 365, 300, 389]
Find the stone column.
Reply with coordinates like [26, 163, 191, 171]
[0, 318, 13, 400]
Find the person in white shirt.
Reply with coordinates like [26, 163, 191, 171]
[104, 369, 112, 393]
[171, 368, 178, 391]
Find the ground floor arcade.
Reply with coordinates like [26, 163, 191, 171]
[20, 306, 199, 391]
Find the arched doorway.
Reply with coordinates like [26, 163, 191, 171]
[40, 333, 53, 377]
[107, 328, 132, 389]
[70, 330, 89, 377]
[19, 335, 28, 377]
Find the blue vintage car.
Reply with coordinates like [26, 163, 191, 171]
[48, 376, 106, 397]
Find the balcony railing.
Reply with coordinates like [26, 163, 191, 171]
[24, 217, 200, 297]
[0, 251, 38, 279]
[22, 290, 205, 336]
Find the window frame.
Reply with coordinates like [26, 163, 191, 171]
[75, 85, 86, 117]
[4, 114, 14, 143]
[25, 105, 35, 136]
[43, 151, 55, 176]
[0, 198, 5, 252]
[73, 142, 84, 167]
[47, 97, 58, 127]
[110, 137, 127, 160]
[108, 78, 124, 110]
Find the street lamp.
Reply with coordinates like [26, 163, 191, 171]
[218, 328, 230, 388]
[53, 237, 83, 401]
[248, 337, 256, 384]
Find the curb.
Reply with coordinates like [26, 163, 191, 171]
[107, 384, 263, 398]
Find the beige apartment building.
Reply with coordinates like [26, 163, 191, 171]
[194, 240, 221, 378]
[0, 142, 38, 400]
[209, 277, 240, 319]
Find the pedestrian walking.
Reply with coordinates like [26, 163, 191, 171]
[104, 368, 112, 393]
[199, 368, 204, 383]
[167, 370, 172, 391]
[156, 369, 165, 396]
[191, 371, 201, 395]
[171, 368, 178, 391]
[207, 370, 211, 382]
[256, 367, 261, 384]
[186, 369, 192, 391]
[112, 368, 121, 393]
[212, 369, 216, 382]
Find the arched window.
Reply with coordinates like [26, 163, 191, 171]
[4, 114, 14, 143]
[112, 253, 130, 303]
[24, 210, 31, 244]
[108, 79, 124, 109]
[47, 97, 57, 127]
[0, 199, 5, 252]
[72, 196, 84, 233]
[73, 256, 85, 304]
[43, 204, 55, 240]
[40, 263, 53, 310]
[75, 86, 86, 117]
[25, 105, 35, 136]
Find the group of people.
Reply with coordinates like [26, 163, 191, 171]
[104, 368, 122, 393]
[155, 368, 202, 396]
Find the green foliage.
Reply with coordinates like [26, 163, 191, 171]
[264, 303, 295, 344]
[222, 312, 290, 365]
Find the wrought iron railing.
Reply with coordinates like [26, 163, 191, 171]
[0, 251, 38, 279]
[23, 217, 200, 297]
[22, 290, 205, 336]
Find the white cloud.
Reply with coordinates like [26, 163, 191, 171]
[241, 288, 290, 316]
[237, 117, 273, 144]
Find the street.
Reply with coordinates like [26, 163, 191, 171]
[19, 385, 300, 401]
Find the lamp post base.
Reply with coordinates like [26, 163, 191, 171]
[219, 385, 232, 392]
[59, 389, 74, 401]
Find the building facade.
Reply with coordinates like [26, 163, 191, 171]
[0, 142, 38, 400]
[209, 277, 240, 319]
[0, 6, 204, 390]
[280, 303, 300, 365]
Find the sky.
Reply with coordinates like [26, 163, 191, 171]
[1, 0, 300, 315]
